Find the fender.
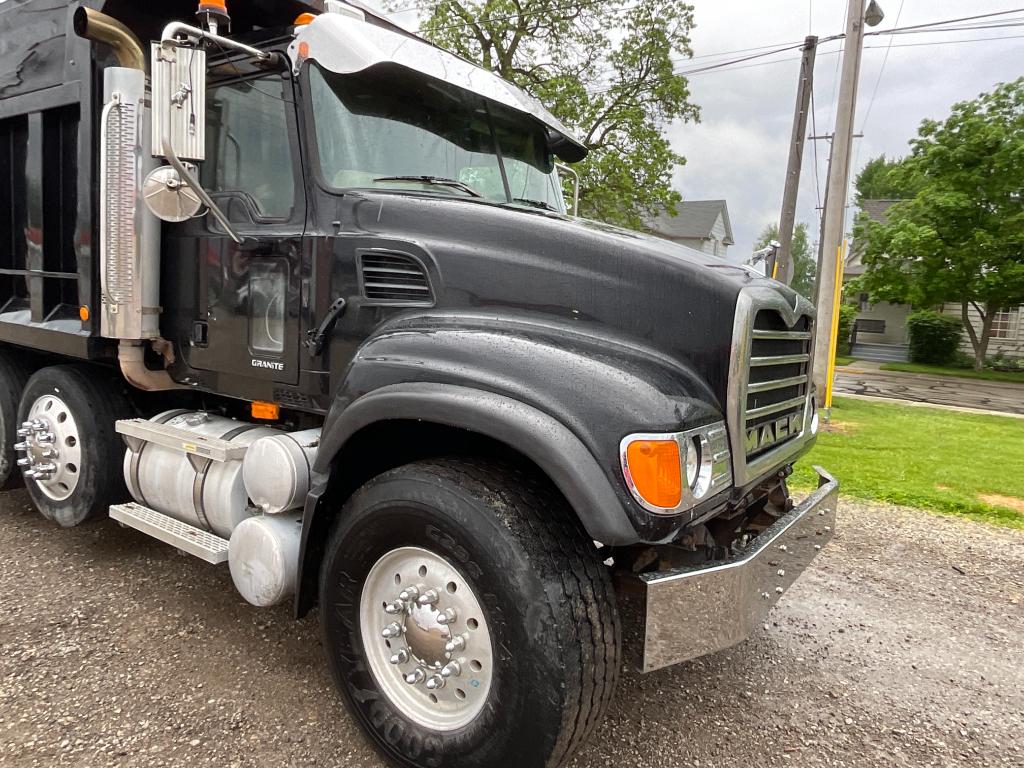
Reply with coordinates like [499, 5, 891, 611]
[295, 312, 727, 615]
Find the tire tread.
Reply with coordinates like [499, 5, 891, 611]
[402, 458, 621, 768]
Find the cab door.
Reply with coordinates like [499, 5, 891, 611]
[182, 70, 306, 386]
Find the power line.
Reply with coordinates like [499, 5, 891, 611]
[860, 0, 904, 135]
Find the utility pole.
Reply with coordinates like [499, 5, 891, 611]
[811, 0, 883, 404]
[774, 35, 817, 286]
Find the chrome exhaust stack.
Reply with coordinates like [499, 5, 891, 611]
[76, 9, 181, 391]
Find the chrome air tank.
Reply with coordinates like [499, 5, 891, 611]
[122, 411, 279, 537]
[242, 428, 321, 514]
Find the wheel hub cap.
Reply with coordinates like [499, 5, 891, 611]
[359, 546, 494, 731]
[15, 395, 82, 502]
[404, 603, 452, 668]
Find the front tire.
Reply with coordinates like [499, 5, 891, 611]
[16, 365, 132, 527]
[319, 459, 620, 768]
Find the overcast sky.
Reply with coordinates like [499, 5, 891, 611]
[668, 1, 1023, 262]
[376, 0, 1021, 262]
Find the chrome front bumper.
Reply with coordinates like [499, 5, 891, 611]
[637, 466, 838, 673]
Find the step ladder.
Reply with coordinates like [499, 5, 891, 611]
[110, 502, 229, 564]
[111, 418, 238, 564]
[116, 418, 247, 461]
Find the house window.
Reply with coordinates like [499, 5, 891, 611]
[858, 293, 869, 312]
[990, 309, 1019, 339]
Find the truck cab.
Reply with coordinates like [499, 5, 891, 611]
[0, 3, 838, 767]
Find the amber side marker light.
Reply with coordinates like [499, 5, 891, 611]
[295, 12, 317, 25]
[79, 305, 90, 322]
[251, 401, 280, 421]
[624, 439, 682, 509]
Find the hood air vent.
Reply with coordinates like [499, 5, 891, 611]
[358, 251, 434, 306]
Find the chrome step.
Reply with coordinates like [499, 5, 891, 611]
[116, 418, 246, 462]
[110, 502, 229, 564]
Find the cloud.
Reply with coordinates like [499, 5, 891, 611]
[672, 0, 1024, 262]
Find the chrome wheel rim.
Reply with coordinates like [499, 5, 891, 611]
[15, 395, 83, 502]
[359, 546, 494, 731]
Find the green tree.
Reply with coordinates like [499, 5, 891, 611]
[409, 0, 701, 229]
[853, 154, 914, 204]
[858, 78, 1024, 370]
[755, 222, 817, 300]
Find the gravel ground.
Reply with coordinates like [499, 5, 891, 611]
[1, 489, 1022, 768]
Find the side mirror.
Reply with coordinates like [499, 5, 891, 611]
[151, 42, 207, 162]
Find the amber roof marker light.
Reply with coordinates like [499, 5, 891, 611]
[197, 0, 230, 35]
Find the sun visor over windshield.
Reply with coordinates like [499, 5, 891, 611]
[288, 13, 588, 163]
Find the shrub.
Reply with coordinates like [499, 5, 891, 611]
[988, 352, 1024, 372]
[836, 303, 857, 356]
[906, 310, 962, 365]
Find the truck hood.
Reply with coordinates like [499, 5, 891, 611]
[342, 191, 802, 408]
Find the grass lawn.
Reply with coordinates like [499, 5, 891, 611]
[791, 396, 1024, 529]
[834, 355, 856, 367]
[880, 361, 1024, 384]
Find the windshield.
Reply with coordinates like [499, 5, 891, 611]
[309, 64, 566, 213]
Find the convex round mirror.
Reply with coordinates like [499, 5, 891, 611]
[143, 166, 203, 222]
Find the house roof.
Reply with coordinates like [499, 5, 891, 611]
[845, 199, 904, 277]
[646, 200, 734, 245]
[860, 199, 900, 225]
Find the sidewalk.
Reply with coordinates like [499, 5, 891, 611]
[834, 362, 1024, 417]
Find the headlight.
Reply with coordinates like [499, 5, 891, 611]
[621, 422, 732, 515]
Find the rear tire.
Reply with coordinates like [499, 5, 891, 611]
[16, 365, 132, 527]
[0, 349, 33, 490]
[319, 458, 620, 768]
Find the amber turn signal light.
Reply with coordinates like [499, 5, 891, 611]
[295, 12, 317, 25]
[198, 0, 228, 13]
[251, 401, 280, 421]
[624, 439, 682, 509]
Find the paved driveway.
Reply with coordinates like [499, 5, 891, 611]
[835, 363, 1024, 416]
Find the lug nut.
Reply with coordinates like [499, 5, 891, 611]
[444, 635, 466, 654]
[14, 441, 29, 451]
[36, 432, 55, 444]
[24, 469, 37, 479]
[16, 428, 30, 438]
[381, 622, 402, 639]
[425, 674, 445, 690]
[17, 458, 31, 467]
[441, 661, 461, 679]
[390, 649, 410, 665]
[404, 668, 426, 685]
[416, 589, 439, 606]
[437, 608, 457, 625]
[384, 600, 405, 615]
[398, 586, 420, 603]
[35, 462, 56, 474]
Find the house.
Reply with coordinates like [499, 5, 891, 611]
[646, 199, 734, 258]
[843, 200, 912, 361]
[846, 199, 1024, 363]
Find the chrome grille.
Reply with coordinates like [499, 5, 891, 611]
[727, 287, 816, 486]
[744, 311, 812, 459]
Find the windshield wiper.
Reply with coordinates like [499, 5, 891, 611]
[512, 197, 559, 212]
[373, 175, 483, 198]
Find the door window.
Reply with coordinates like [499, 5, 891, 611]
[201, 76, 296, 218]
[248, 260, 287, 354]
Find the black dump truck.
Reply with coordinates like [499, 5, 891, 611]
[0, 1, 838, 766]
